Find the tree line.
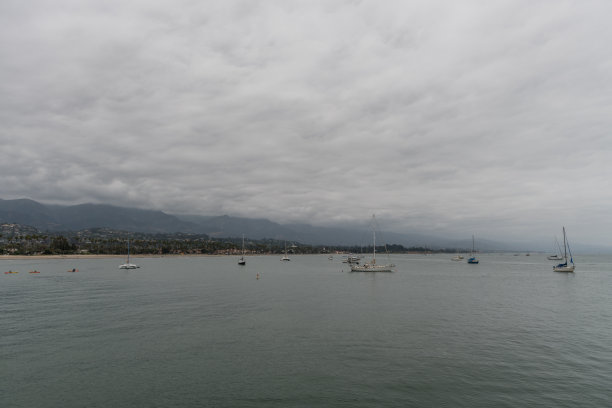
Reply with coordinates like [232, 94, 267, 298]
[0, 230, 464, 256]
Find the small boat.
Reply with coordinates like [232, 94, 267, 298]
[350, 215, 395, 272]
[350, 260, 394, 272]
[547, 237, 564, 260]
[238, 234, 246, 265]
[342, 255, 361, 264]
[4, 270, 18, 274]
[29, 270, 41, 274]
[67, 268, 78, 272]
[553, 227, 575, 273]
[119, 239, 139, 269]
[467, 235, 479, 264]
[451, 255, 464, 261]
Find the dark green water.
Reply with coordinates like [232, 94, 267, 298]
[2, 254, 611, 407]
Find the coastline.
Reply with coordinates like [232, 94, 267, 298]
[0, 254, 229, 260]
[1, 252, 431, 260]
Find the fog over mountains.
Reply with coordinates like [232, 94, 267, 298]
[0, 198, 607, 253]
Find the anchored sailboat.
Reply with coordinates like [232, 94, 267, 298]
[467, 235, 479, 264]
[119, 238, 139, 269]
[238, 234, 246, 265]
[281, 241, 290, 261]
[547, 237, 564, 260]
[553, 227, 575, 272]
[350, 215, 395, 272]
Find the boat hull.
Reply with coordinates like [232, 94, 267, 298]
[553, 265, 575, 272]
[350, 263, 394, 272]
[119, 264, 139, 269]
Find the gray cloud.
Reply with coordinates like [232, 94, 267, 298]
[1, 0, 612, 246]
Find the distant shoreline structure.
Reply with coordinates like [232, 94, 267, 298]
[1, 254, 230, 260]
[1, 251, 532, 260]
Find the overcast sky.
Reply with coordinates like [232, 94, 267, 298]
[1, 0, 611, 246]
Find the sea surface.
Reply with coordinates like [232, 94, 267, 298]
[2, 253, 611, 407]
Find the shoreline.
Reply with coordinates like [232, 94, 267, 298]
[2, 252, 456, 260]
[0, 254, 230, 260]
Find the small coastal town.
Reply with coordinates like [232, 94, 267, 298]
[0, 223, 444, 257]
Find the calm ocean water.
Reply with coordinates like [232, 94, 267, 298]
[2, 253, 612, 407]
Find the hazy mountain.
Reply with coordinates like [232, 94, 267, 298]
[175, 215, 531, 252]
[0, 199, 196, 233]
[176, 214, 296, 240]
[1, 198, 609, 253]
[52, 203, 197, 233]
[0, 198, 58, 229]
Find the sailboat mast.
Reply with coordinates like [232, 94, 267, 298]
[562, 227, 567, 261]
[370, 214, 377, 261]
[373, 229, 376, 260]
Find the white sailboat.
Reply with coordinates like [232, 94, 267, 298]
[238, 234, 246, 265]
[467, 235, 479, 264]
[350, 215, 395, 272]
[547, 237, 564, 260]
[553, 227, 575, 272]
[281, 241, 290, 261]
[342, 255, 361, 264]
[119, 238, 139, 269]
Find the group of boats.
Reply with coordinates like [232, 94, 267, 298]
[237, 215, 396, 272]
[4, 269, 75, 274]
[237, 236, 290, 265]
[4, 223, 578, 275]
[451, 235, 480, 264]
[7, 238, 143, 272]
[4, 270, 38, 274]
[235, 221, 577, 274]
[449, 227, 576, 273]
[348, 216, 395, 272]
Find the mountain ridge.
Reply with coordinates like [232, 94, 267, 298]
[1, 198, 607, 253]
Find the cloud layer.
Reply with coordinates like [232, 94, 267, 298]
[2, 0, 612, 245]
